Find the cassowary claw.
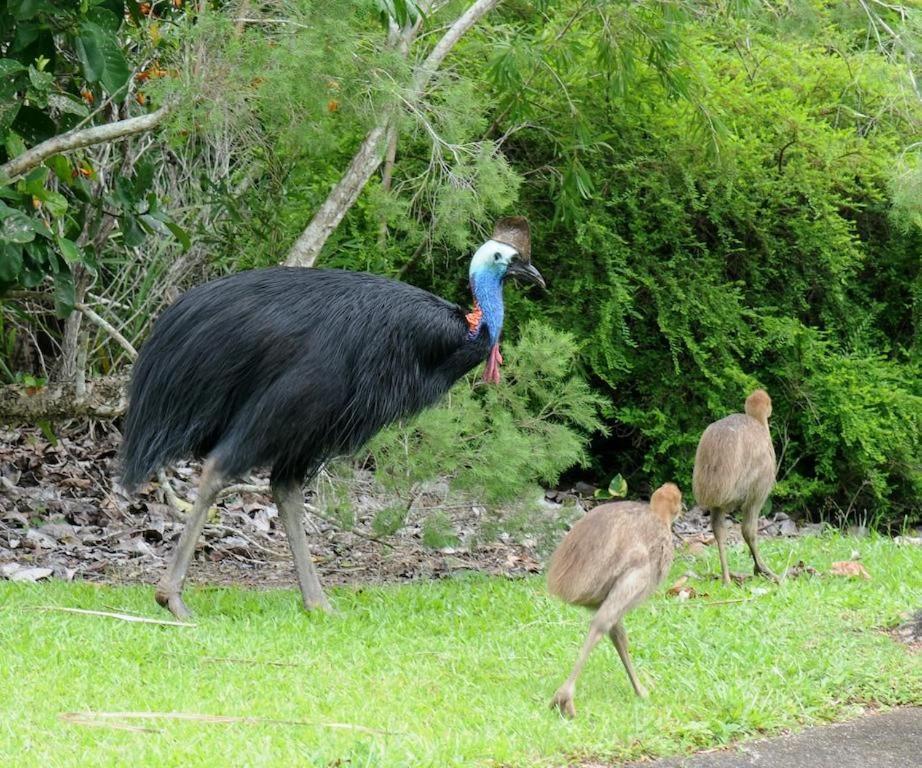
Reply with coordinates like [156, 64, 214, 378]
[155, 589, 193, 620]
[550, 690, 576, 719]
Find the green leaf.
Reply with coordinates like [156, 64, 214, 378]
[133, 160, 154, 195]
[0, 59, 27, 79]
[139, 212, 170, 236]
[27, 64, 53, 92]
[5, 132, 26, 160]
[38, 189, 68, 218]
[45, 155, 72, 184]
[87, 7, 122, 34]
[56, 236, 83, 266]
[18, 166, 49, 195]
[37, 419, 58, 446]
[113, 174, 136, 210]
[76, 22, 131, 95]
[10, 0, 55, 22]
[0, 101, 21, 137]
[0, 245, 24, 282]
[120, 214, 145, 246]
[0, 206, 43, 243]
[52, 269, 75, 317]
[164, 220, 190, 251]
[606, 473, 628, 499]
[47, 93, 90, 117]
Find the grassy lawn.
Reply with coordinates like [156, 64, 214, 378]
[1, 534, 919, 767]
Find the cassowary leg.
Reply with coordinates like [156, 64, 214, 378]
[272, 481, 331, 613]
[155, 458, 224, 619]
[710, 508, 732, 585]
[741, 501, 778, 582]
[551, 623, 605, 719]
[609, 620, 648, 699]
[552, 568, 647, 718]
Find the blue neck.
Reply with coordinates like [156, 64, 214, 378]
[470, 271, 504, 345]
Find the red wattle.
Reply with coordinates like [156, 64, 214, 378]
[483, 344, 502, 384]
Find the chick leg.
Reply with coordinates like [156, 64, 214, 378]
[609, 619, 648, 698]
[710, 508, 732, 585]
[741, 500, 777, 581]
[552, 568, 648, 718]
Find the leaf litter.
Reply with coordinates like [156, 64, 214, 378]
[1, 425, 831, 591]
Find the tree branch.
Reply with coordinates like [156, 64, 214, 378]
[284, 0, 503, 267]
[284, 122, 391, 267]
[410, 0, 501, 99]
[0, 374, 128, 424]
[75, 302, 138, 361]
[0, 105, 171, 182]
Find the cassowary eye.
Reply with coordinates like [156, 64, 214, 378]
[494, 252, 501, 261]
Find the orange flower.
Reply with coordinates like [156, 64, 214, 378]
[80, 88, 94, 105]
[327, 99, 340, 113]
[136, 91, 147, 105]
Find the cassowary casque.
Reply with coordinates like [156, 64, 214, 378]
[120, 217, 544, 618]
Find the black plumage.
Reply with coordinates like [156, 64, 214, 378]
[119, 216, 543, 619]
[121, 268, 490, 489]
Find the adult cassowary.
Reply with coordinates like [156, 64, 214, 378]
[120, 217, 544, 619]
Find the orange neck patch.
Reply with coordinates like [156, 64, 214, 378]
[465, 302, 483, 334]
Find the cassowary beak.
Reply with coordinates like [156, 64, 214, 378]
[505, 259, 546, 290]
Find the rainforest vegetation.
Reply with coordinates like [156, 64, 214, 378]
[1, 0, 919, 527]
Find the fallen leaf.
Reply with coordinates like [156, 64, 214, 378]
[830, 561, 871, 580]
[667, 576, 689, 595]
[783, 560, 819, 579]
[1, 563, 53, 582]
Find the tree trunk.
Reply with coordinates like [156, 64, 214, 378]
[377, 118, 400, 247]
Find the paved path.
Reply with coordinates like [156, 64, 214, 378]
[627, 707, 922, 768]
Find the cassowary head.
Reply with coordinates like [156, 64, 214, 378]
[467, 217, 544, 384]
[469, 216, 545, 290]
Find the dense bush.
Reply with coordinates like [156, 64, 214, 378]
[469, 6, 922, 525]
[362, 321, 607, 504]
[2, 1, 919, 527]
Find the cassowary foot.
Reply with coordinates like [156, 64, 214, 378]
[551, 689, 576, 719]
[755, 564, 780, 583]
[634, 684, 650, 699]
[301, 595, 333, 614]
[155, 588, 192, 620]
[718, 571, 750, 585]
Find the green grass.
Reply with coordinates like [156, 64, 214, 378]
[1, 534, 919, 767]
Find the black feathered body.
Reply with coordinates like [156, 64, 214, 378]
[120, 268, 491, 488]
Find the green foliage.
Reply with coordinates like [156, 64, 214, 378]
[2, 0, 919, 526]
[420, 510, 459, 549]
[764, 319, 921, 522]
[469, 4, 922, 524]
[371, 503, 408, 537]
[318, 479, 356, 531]
[0, 0, 187, 311]
[364, 321, 608, 505]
